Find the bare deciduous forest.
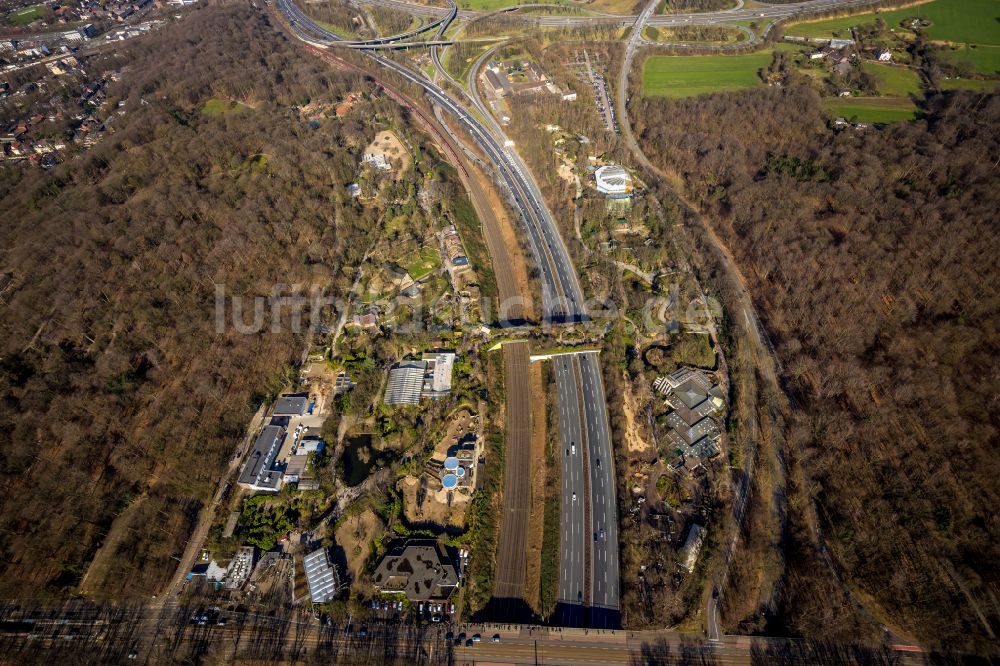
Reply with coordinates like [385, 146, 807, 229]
[632, 85, 1000, 653]
[0, 3, 393, 599]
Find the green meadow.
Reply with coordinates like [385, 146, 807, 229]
[643, 52, 772, 97]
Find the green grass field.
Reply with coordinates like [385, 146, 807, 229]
[314, 19, 359, 39]
[865, 61, 922, 96]
[201, 98, 252, 116]
[8, 4, 44, 25]
[821, 97, 918, 123]
[402, 246, 441, 280]
[786, 0, 1000, 45]
[643, 52, 772, 97]
[939, 76, 1000, 91]
[940, 43, 1000, 75]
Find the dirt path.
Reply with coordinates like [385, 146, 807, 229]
[620, 372, 653, 455]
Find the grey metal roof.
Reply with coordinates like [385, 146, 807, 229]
[273, 395, 308, 416]
[238, 425, 285, 491]
[304, 548, 339, 603]
[384, 361, 426, 405]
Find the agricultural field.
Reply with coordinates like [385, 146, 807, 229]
[865, 61, 922, 96]
[642, 51, 771, 97]
[821, 96, 918, 123]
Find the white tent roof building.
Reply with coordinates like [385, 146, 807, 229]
[595, 164, 632, 195]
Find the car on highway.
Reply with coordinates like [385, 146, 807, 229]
[492, 634, 501, 643]
[572, 492, 577, 501]
[472, 633, 481, 642]
[466, 638, 475, 647]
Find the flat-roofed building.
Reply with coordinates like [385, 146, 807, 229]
[304, 548, 340, 603]
[371, 541, 458, 601]
[423, 351, 456, 398]
[273, 395, 308, 416]
[284, 455, 309, 484]
[238, 425, 286, 492]
[224, 546, 255, 590]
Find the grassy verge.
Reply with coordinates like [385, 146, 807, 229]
[644, 25, 747, 44]
[538, 367, 561, 618]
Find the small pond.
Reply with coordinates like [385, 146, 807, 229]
[341, 434, 397, 487]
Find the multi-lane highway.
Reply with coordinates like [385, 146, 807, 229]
[554, 356, 587, 621]
[345, 0, 892, 27]
[553, 352, 619, 626]
[578, 352, 618, 619]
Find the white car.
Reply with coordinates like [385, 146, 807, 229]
[572, 492, 577, 502]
